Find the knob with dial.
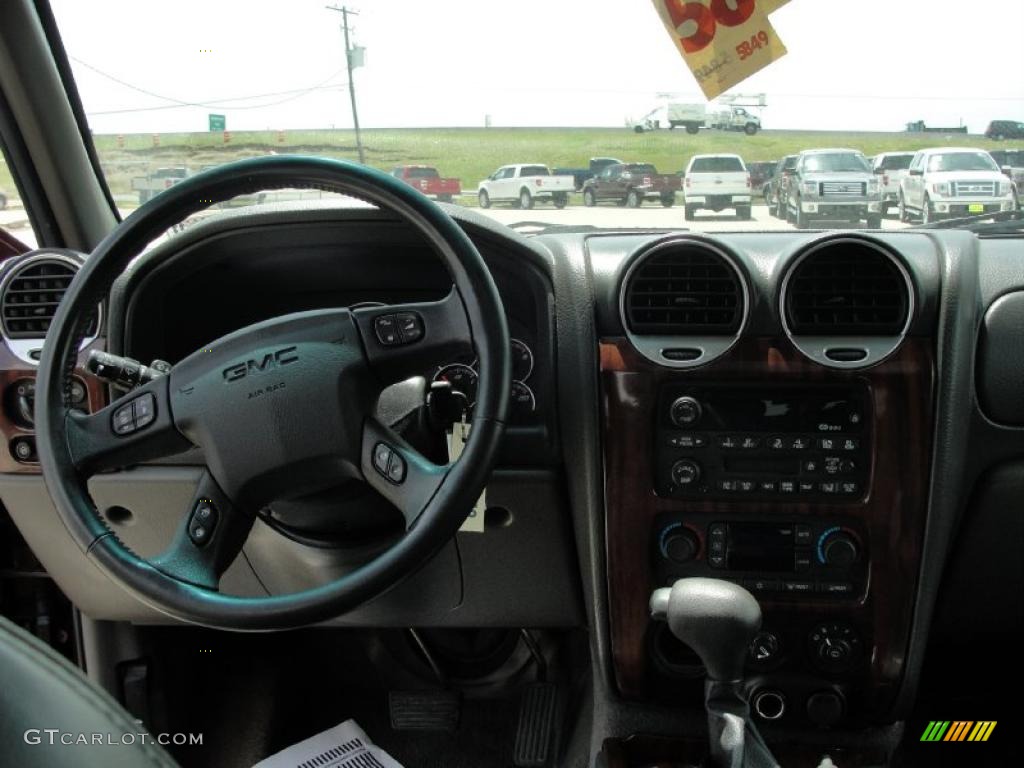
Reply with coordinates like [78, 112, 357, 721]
[808, 622, 862, 673]
[669, 395, 703, 427]
[659, 525, 699, 564]
[670, 459, 702, 487]
[817, 528, 860, 567]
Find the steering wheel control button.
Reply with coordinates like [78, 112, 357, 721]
[188, 500, 219, 546]
[372, 442, 407, 484]
[134, 393, 156, 429]
[395, 312, 424, 343]
[372, 442, 393, 475]
[386, 453, 407, 483]
[373, 315, 401, 346]
[112, 402, 136, 435]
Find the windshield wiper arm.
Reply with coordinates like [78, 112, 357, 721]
[911, 209, 1023, 231]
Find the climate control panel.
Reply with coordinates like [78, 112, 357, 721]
[653, 514, 868, 600]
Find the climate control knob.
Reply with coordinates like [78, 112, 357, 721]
[670, 459, 701, 487]
[661, 527, 699, 564]
[819, 530, 860, 567]
[669, 396, 703, 427]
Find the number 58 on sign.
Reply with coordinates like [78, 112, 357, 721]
[650, 0, 790, 100]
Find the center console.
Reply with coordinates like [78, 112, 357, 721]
[600, 336, 933, 728]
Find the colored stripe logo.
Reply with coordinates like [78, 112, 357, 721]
[920, 721, 996, 742]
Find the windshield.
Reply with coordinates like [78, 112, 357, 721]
[802, 153, 870, 173]
[689, 157, 745, 173]
[876, 154, 914, 171]
[927, 152, 1000, 173]
[37, 0, 1024, 239]
[624, 164, 658, 175]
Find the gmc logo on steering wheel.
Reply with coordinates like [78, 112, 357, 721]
[222, 346, 299, 382]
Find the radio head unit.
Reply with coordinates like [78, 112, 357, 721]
[655, 384, 871, 501]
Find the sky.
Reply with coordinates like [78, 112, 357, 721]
[50, 0, 1024, 135]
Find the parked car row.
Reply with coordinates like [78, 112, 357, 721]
[753, 145, 1021, 227]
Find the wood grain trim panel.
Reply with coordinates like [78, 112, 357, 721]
[601, 336, 934, 706]
[0, 338, 107, 473]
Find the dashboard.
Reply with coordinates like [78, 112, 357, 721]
[0, 203, 1022, 741]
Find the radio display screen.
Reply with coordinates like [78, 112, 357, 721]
[723, 456, 801, 475]
[727, 523, 795, 572]
[691, 388, 865, 433]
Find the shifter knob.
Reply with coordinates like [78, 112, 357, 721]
[650, 577, 762, 682]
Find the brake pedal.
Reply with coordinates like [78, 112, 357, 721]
[388, 690, 460, 732]
[514, 682, 560, 767]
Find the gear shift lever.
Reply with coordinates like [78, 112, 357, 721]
[651, 578, 779, 768]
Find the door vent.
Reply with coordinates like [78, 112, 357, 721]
[784, 240, 910, 335]
[623, 243, 744, 335]
[1, 257, 94, 338]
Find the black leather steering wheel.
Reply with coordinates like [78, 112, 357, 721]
[35, 156, 511, 629]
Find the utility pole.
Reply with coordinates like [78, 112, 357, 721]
[325, 5, 365, 164]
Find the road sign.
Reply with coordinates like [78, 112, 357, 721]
[208, 114, 226, 132]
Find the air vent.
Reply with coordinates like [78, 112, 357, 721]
[623, 243, 744, 335]
[784, 240, 910, 336]
[1, 257, 94, 339]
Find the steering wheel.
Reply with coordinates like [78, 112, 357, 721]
[34, 156, 511, 629]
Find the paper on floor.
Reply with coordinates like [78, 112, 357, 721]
[252, 719, 405, 768]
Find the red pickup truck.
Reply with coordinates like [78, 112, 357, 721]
[390, 165, 461, 202]
[581, 162, 681, 207]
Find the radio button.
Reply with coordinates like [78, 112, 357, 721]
[669, 433, 706, 449]
[818, 437, 837, 450]
[779, 479, 797, 494]
[819, 481, 838, 494]
[824, 456, 842, 475]
[795, 555, 811, 572]
[790, 436, 811, 450]
[802, 459, 820, 474]
[795, 524, 813, 544]
[841, 437, 860, 451]
[840, 481, 860, 495]
[670, 459, 701, 487]
[719, 479, 737, 492]
[783, 580, 814, 594]
[818, 581, 855, 596]
[717, 435, 738, 450]
[740, 435, 761, 450]
[738, 480, 756, 493]
[798, 480, 816, 493]
[759, 480, 777, 493]
[670, 396, 703, 427]
[746, 578, 782, 594]
[767, 435, 785, 450]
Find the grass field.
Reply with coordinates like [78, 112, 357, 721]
[3, 127, 1021, 209]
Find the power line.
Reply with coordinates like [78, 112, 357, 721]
[70, 55, 348, 113]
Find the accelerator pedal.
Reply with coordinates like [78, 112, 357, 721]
[513, 682, 561, 767]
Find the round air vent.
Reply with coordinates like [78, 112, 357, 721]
[780, 236, 913, 368]
[0, 251, 100, 365]
[620, 236, 748, 368]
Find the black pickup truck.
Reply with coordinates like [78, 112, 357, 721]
[553, 157, 622, 191]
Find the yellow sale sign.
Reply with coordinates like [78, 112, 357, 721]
[651, 0, 789, 100]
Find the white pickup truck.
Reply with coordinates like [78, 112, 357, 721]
[871, 152, 915, 217]
[477, 164, 574, 209]
[898, 147, 1017, 224]
[682, 154, 753, 220]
